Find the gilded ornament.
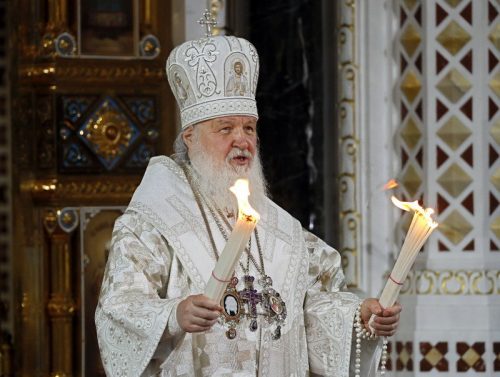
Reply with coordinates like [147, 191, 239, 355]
[416, 270, 435, 295]
[436, 20, 471, 56]
[436, 68, 472, 103]
[47, 295, 76, 317]
[401, 163, 422, 198]
[489, 23, 500, 51]
[139, 34, 160, 58]
[489, 72, 500, 99]
[437, 116, 471, 150]
[41, 33, 55, 55]
[441, 270, 467, 295]
[445, 0, 463, 7]
[57, 208, 79, 233]
[55, 32, 76, 57]
[400, 70, 421, 103]
[400, 22, 421, 58]
[43, 209, 58, 234]
[399, 269, 500, 295]
[439, 209, 473, 245]
[491, 215, 500, 240]
[80, 103, 133, 161]
[400, 116, 422, 150]
[492, 166, 500, 191]
[491, 119, 500, 146]
[20, 64, 164, 82]
[437, 163, 472, 198]
[470, 272, 495, 295]
[403, 0, 418, 10]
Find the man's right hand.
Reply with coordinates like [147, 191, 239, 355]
[176, 294, 223, 333]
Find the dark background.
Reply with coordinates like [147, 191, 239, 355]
[227, 0, 339, 244]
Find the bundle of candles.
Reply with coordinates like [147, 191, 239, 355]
[373, 196, 439, 319]
[204, 179, 260, 303]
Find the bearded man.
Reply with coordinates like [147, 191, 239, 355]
[96, 34, 401, 377]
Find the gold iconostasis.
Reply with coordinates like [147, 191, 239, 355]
[6, 1, 175, 375]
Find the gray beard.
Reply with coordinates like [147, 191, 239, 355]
[188, 146, 268, 217]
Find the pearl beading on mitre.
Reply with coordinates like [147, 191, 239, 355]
[354, 304, 388, 377]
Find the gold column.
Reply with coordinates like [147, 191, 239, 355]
[47, 0, 67, 32]
[44, 209, 77, 377]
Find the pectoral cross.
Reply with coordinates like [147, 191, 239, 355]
[198, 9, 217, 37]
[239, 275, 262, 318]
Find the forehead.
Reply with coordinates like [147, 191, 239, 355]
[213, 116, 257, 125]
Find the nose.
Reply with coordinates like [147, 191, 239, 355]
[232, 127, 249, 149]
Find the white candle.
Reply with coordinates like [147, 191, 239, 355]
[369, 197, 438, 329]
[204, 179, 260, 303]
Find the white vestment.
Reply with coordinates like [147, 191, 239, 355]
[96, 156, 380, 377]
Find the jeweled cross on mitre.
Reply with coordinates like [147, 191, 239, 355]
[198, 9, 217, 37]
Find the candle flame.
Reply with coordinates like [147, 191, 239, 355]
[230, 179, 260, 222]
[391, 196, 439, 229]
[383, 179, 399, 190]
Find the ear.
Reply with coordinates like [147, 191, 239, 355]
[182, 125, 194, 148]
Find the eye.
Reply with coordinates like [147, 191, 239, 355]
[219, 125, 232, 134]
[245, 124, 256, 134]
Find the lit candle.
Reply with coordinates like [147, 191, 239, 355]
[370, 196, 438, 329]
[204, 179, 260, 303]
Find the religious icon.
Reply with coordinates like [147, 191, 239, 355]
[221, 278, 243, 322]
[225, 60, 249, 97]
[269, 295, 283, 315]
[220, 278, 244, 339]
[223, 294, 239, 317]
[173, 72, 189, 107]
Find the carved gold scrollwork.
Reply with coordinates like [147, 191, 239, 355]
[416, 270, 436, 295]
[399, 269, 500, 295]
[28, 178, 140, 204]
[20, 64, 164, 82]
[471, 271, 495, 295]
[441, 270, 467, 295]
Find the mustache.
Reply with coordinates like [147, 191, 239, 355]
[226, 148, 253, 160]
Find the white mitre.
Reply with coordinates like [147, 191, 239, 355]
[166, 35, 260, 129]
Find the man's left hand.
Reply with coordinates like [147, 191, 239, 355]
[360, 299, 402, 337]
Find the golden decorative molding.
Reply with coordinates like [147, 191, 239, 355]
[399, 269, 500, 295]
[19, 62, 164, 83]
[26, 177, 140, 204]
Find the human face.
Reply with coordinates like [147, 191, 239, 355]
[234, 62, 243, 75]
[184, 115, 258, 170]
